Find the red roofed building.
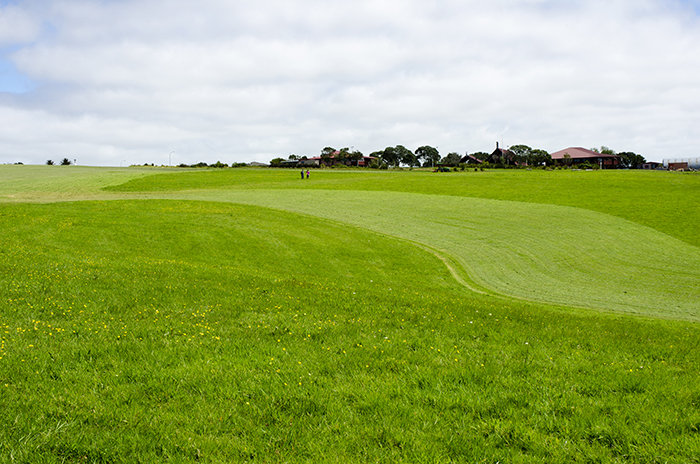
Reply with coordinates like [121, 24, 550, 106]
[549, 147, 620, 169]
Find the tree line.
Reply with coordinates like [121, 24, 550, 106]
[272, 144, 647, 169]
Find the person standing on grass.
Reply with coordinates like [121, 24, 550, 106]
[306, 170, 310, 179]
[301, 169, 304, 179]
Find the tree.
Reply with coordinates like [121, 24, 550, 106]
[591, 146, 615, 155]
[336, 147, 350, 164]
[347, 150, 363, 165]
[415, 145, 440, 167]
[618, 151, 646, 169]
[374, 146, 399, 167]
[528, 149, 551, 166]
[321, 146, 336, 157]
[441, 152, 461, 166]
[395, 145, 417, 167]
[60, 158, 72, 165]
[46, 159, 54, 165]
[269, 157, 285, 167]
[320, 146, 336, 165]
[509, 144, 532, 165]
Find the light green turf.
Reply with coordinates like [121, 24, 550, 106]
[0, 165, 157, 201]
[2, 165, 698, 319]
[170, 189, 699, 320]
[106, 168, 700, 246]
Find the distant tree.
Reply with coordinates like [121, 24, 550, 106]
[288, 154, 299, 160]
[60, 158, 72, 165]
[415, 145, 440, 167]
[336, 147, 350, 164]
[528, 149, 552, 166]
[509, 144, 532, 165]
[46, 159, 54, 165]
[395, 145, 417, 167]
[321, 146, 336, 157]
[347, 150, 363, 165]
[618, 151, 646, 169]
[320, 146, 336, 165]
[591, 146, 615, 155]
[211, 161, 228, 168]
[374, 146, 399, 167]
[562, 153, 572, 166]
[269, 157, 285, 167]
[441, 152, 462, 166]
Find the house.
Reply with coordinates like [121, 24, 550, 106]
[642, 161, 661, 170]
[298, 158, 320, 167]
[549, 147, 620, 169]
[305, 155, 377, 167]
[487, 143, 516, 165]
[459, 154, 483, 165]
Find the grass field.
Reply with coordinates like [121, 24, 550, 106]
[0, 165, 698, 462]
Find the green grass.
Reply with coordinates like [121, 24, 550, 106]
[1, 166, 699, 462]
[108, 168, 700, 246]
[177, 189, 699, 320]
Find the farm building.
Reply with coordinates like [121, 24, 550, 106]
[663, 157, 700, 171]
[549, 147, 620, 169]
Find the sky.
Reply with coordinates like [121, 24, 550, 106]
[1, 0, 699, 166]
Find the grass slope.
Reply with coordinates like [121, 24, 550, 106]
[1, 200, 698, 462]
[108, 168, 700, 246]
[170, 189, 698, 321]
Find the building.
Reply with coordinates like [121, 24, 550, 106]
[549, 147, 620, 169]
[304, 155, 377, 167]
[663, 157, 700, 171]
[459, 154, 483, 165]
[642, 161, 661, 170]
[487, 143, 516, 165]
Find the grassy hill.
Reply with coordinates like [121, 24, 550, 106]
[0, 166, 698, 462]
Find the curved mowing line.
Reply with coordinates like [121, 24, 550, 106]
[161, 189, 698, 321]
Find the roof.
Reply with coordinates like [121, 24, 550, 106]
[550, 147, 617, 160]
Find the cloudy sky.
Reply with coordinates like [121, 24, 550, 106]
[1, 0, 699, 165]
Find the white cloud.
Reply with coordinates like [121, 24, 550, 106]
[1, 0, 699, 165]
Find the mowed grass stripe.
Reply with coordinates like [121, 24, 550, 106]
[175, 189, 700, 320]
[105, 168, 700, 247]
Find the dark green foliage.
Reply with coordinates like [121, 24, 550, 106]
[415, 145, 440, 167]
[618, 151, 647, 169]
[440, 152, 461, 166]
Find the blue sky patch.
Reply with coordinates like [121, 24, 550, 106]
[0, 57, 33, 93]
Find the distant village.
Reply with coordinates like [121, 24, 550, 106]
[266, 144, 697, 171]
[102, 143, 700, 171]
